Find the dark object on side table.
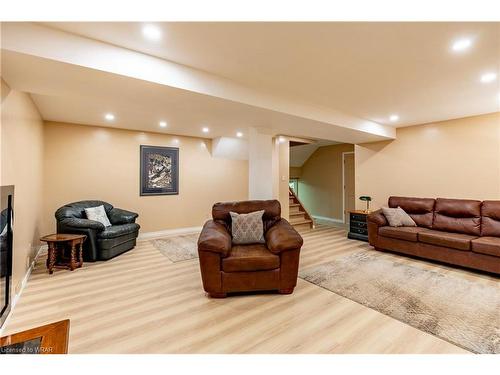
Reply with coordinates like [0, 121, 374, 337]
[348, 210, 369, 242]
[359, 195, 372, 212]
[368, 196, 500, 274]
[198, 200, 303, 298]
[55, 200, 140, 261]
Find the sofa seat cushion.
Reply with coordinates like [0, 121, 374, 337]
[222, 244, 280, 272]
[97, 223, 140, 239]
[471, 237, 500, 257]
[418, 230, 477, 251]
[378, 226, 427, 242]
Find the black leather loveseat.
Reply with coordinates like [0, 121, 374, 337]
[55, 200, 140, 261]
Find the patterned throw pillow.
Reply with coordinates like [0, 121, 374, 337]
[85, 205, 112, 228]
[230, 210, 265, 245]
[381, 206, 416, 227]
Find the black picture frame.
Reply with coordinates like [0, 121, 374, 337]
[140, 145, 179, 196]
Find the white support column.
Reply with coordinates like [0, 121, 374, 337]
[248, 128, 274, 199]
[277, 137, 290, 220]
[248, 128, 290, 220]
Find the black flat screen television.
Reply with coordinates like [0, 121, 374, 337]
[0, 185, 14, 329]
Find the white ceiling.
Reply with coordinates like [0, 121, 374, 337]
[1, 50, 390, 143]
[1, 22, 397, 144]
[43, 22, 500, 127]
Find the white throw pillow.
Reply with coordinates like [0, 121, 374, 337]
[381, 206, 416, 227]
[85, 205, 112, 227]
[230, 210, 265, 245]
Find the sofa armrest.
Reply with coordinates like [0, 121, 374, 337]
[108, 207, 138, 225]
[367, 209, 387, 227]
[367, 209, 387, 246]
[60, 218, 105, 231]
[197, 220, 231, 257]
[265, 219, 303, 254]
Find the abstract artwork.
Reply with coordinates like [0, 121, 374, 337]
[140, 146, 179, 196]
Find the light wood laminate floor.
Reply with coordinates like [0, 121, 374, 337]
[5, 225, 497, 353]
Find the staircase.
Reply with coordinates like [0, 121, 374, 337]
[288, 188, 314, 230]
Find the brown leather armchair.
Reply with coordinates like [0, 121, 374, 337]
[198, 200, 303, 298]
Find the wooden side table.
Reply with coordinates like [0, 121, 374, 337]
[40, 234, 87, 274]
[347, 210, 369, 242]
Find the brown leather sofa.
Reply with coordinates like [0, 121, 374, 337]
[368, 196, 500, 274]
[197, 200, 303, 298]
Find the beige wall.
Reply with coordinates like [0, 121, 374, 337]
[42, 122, 249, 234]
[1, 83, 44, 294]
[356, 112, 500, 211]
[289, 167, 302, 179]
[298, 143, 355, 221]
[1, 79, 11, 104]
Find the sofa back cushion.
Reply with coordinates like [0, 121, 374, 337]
[388, 196, 435, 228]
[481, 201, 500, 237]
[55, 200, 114, 221]
[433, 198, 481, 235]
[212, 200, 281, 231]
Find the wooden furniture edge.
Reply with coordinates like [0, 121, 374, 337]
[0, 319, 70, 354]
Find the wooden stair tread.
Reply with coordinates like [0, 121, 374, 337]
[288, 188, 313, 229]
[290, 219, 312, 225]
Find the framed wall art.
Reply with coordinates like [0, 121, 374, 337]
[140, 145, 179, 196]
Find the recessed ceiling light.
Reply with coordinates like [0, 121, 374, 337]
[480, 72, 497, 83]
[142, 24, 162, 41]
[389, 114, 399, 122]
[451, 38, 472, 52]
[104, 113, 115, 121]
[202, 127, 209, 133]
[159, 121, 167, 128]
[236, 132, 243, 138]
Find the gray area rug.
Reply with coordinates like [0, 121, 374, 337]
[152, 233, 199, 262]
[300, 251, 500, 353]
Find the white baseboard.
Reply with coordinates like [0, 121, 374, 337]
[0, 244, 44, 335]
[312, 215, 345, 225]
[138, 226, 202, 240]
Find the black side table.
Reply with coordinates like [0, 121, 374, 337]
[347, 210, 369, 242]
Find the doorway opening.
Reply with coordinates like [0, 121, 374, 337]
[289, 140, 355, 228]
